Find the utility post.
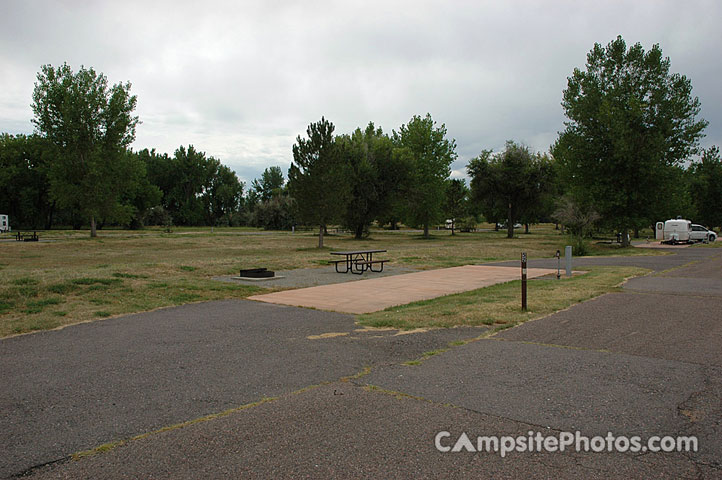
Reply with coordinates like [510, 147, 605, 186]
[521, 252, 527, 311]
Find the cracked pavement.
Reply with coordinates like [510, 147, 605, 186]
[2, 246, 721, 478]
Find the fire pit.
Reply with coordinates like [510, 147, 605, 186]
[239, 268, 275, 278]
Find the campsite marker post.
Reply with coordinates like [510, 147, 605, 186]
[521, 252, 527, 311]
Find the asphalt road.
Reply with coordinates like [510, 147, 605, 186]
[0, 301, 484, 477]
[3, 245, 721, 478]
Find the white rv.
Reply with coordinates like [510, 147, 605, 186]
[0, 214, 9, 233]
[656, 219, 692, 244]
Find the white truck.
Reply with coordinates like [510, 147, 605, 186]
[0, 214, 9, 233]
[656, 219, 692, 244]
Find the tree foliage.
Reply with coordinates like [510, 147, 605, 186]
[689, 146, 722, 230]
[31, 63, 140, 236]
[288, 117, 349, 247]
[444, 179, 468, 235]
[468, 142, 554, 238]
[553, 36, 707, 245]
[141, 146, 243, 226]
[251, 166, 285, 202]
[0, 134, 55, 229]
[340, 123, 409, 239]
[393, 114, 456, 238]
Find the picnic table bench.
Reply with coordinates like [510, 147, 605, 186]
[330, 249, 388, 275]
[15, 231, 39, 242]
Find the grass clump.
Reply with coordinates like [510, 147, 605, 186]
[72, 277, 122, 286]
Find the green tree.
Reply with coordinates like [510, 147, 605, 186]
[0, 134, 55, 229]
[341, 123, 405, 239]
[467, 142, 553, 239]
[553, 36, 708, 246]
[251, 166, 285, 202]
[689, 146, 722, 230]
[201, 159, 244, 226]
[31, 63, 139, 237]
[444, 179, 468, 235]
[288, 117, 349, 248]
[393, 114, 457, 238]
[252, 196, 297, 230]
[117, 150, 162, 229]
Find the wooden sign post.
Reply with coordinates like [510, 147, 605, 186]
[521, 252, 527, 311]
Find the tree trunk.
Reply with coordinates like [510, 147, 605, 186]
[451, 220, 455, 236]
[318, 224, 324, 248]
[45, 201, 56, 230]
[423, 223, 429, 238]
[555, 222, 559, 230]
[633, 227, 639, 238]
[524, 223, 529, 234]
[494, 223, 499, 231]
[621, 229, 630, 247]
[507, 203, 514, 239]
[354, 224, 363, 240]
[90, 215, 97, 238]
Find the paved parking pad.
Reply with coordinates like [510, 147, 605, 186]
[248, 265, 558, 314]
[496, 292, 722, 366]
[0, 300, 484, 478]
[27, 383, 701, 480]
[363, 339, 707, 438]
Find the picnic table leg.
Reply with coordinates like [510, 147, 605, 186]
[369, 262, 385, 273]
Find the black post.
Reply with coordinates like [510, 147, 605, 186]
[521, 252, 527, 311]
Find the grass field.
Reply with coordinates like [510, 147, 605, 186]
[0, 224, 659, 337]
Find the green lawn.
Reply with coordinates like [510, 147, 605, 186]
[0, 224, 658, 337]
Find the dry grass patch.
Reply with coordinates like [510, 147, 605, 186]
[1, 225, 657, 337]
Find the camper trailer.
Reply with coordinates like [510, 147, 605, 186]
[656, 219, 692, 244]
[0, 214, 9, 233]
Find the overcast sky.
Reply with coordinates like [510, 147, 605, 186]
[1, 0, 720, 185]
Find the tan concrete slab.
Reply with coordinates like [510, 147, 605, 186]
[248, 265, 558, 314]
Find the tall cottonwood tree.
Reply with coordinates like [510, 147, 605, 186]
[553, 36, 707, 246]
[31, 63, 139, 237]
[288, 117, 349, 248]
[393, 114, 456, 238]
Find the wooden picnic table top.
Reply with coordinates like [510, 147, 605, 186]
[330, 249, 387, 256]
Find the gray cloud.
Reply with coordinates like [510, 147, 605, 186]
[1, 0, 720, 185]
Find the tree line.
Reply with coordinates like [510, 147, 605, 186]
[1, 36, 721, 246]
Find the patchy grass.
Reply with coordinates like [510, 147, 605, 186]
[358, 266, 648, 330]
[0, 224, 658, 337]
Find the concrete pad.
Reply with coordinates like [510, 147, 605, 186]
[248, 265, 558, 314]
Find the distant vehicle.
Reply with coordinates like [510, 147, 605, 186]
[657, 219, 692, 244]
[0, 214, 9, 233]
[500, 222, 522, 229]
[690, 224, 717, 243]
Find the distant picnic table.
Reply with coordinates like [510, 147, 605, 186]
[330, 249, 388, 275]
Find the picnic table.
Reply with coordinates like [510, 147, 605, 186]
[330, 249, 388, 275]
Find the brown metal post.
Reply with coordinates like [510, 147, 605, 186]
[521, 252, 527, 311]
